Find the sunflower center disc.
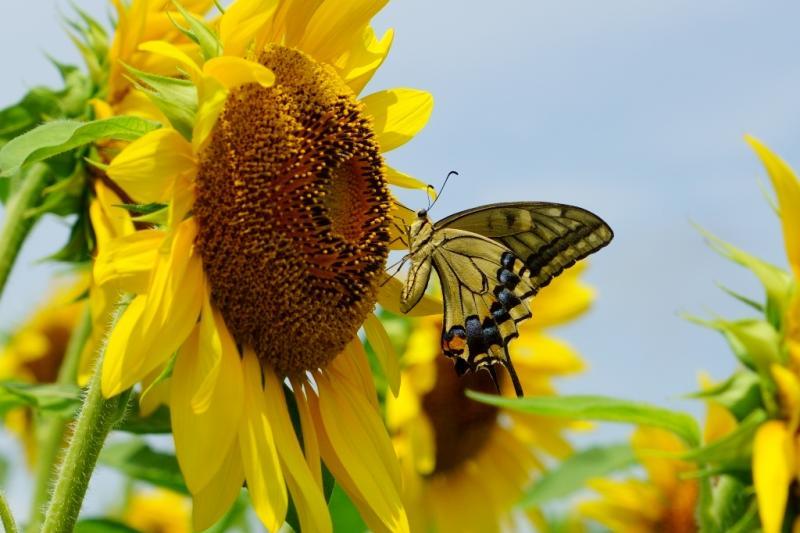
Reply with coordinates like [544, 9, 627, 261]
[421, 357, 500, 474]
[194, 45, 390, 377]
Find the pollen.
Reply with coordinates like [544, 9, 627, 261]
[194, 45, 390, 377]
[422, 356, 500, 474]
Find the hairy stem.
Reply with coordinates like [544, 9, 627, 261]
[26, 306, 92, 533]
[0, 164, 50, 301]
[41, 302, 131, 533]
[0, 490, 19, 533]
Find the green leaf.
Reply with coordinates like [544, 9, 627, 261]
[707, 475, 755, 532]
[520, 443, 636, 507]
[519, 444, 636, 507]
[125, 65, 197, 139]
[100, 440, 188, 494]
[169, 0, 222, 61]
[44, 210, 93, 263]
[695, 225, 792, 327]
[0, 381, 81, 418]
[74, 519, 139, 533]
[0, 116, 159, 176]
[682, 409, 767, 467]
[466, 392, 702, 446]
[0, 88, 62, 141]
[329, 484, 367, 533]
[116, 404, 172, 434]
[685, 370, 763, 421]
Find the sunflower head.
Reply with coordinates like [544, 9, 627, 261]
[196, 44, 390, 377]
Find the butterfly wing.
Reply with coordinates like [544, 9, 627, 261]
[435, 202, 613, 291]
[430, 228, 537, 396]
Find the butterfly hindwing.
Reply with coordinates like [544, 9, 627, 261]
[431, 228, 534, 396]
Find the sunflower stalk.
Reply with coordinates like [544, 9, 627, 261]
[0, 164, 50, 300]
[0, 490, 19, 533]
[26, 305, 92, 533]
[41, 300, 132, 533]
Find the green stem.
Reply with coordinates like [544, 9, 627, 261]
[0, 164, 50, 300]
[25, 306, 92, 533]
[41, 304, 131, 533]
[0, 490, 19, 533]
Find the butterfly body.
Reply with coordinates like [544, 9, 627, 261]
[400, 202, 613, 397]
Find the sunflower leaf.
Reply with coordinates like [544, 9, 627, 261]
[329, 484, 367, 533]
[74, 519, 139, 533]
[0, 381, 81, 418]
[0, 116, 159, 177]
[116, 404, 172, 434]
[466, 392, 702, 446]
[99, 440, 187, 494]
[519, 443, 636, 508]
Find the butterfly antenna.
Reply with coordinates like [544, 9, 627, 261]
[427, 171, 458, 213]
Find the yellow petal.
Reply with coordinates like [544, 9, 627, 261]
[299, 0, 387, 63]
[746, 136, 800, 279]
[772, 364, 800, 433]
[107, 128, 195, 204]
[754, 420, 794, 533]
[510, 333, 585, 376]
[192, 440, 244, 531]
[263, 367, 332, 533]
[220, 0, 278, 58]
[102, 221, 204, 396]
[291, 379, 322, 489]
[238, 349, 287, 531]
[362, 89, 433, 152]
[385, 166, 429, 191]
[90, 182, 134, 246]
[338, 27, 394, 95]
[311, 370, 408, 532]
[139, 367, 170, 417]
[631, 426, 688, 495]
[363, 313, 400, 396]
[203, 56, 275, 90]
[172, 296, 244, 494]
[93, 229, 163, 293]
[377, 276, 442, 317]
[192, 79, 228, 153]
[266, 0, 323, 47]
[139, 40, 202, 81]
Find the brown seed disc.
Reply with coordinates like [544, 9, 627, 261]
[194, 45, 390, 377]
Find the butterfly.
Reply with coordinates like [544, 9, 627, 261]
[397, 189, 613, 397]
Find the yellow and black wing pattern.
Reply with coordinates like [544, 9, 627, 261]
[432, 202, 613, 396]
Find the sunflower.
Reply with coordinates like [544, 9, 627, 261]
[578, 426, 700, 533]
[744, 137, 800, 533]
[123, 488, 191, 533]
[0, 281, 85, 466]
[386, 265, 592, 533]
[94, 0, 434, 531]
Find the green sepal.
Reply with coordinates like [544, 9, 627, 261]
[44, 209, 94, 263]
[706, 475, 756, 533]
[519, 443, 636, 508]
[695, 224, 792, 328]
[681, 409, 766, 467]
[169, 0, 222, 61]
[466, 392, 701, 446]
[0, 89, 63, 142]
[716, 282, 764, 313]
[684, 370, 763, 421]
[0, 116, 159, 177]
[0, 381, 81, 418]
[26, 165, 88, 219]
[124, 64, 197, 139]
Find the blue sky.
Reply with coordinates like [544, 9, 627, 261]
[2, 0, 800, 521]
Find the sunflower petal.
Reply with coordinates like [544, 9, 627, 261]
[362, 89, 433, 152]
[139, 40, 202, 81]
[238, 349, 287, 531]
[107, 128, 195, 204]
[363, 313, 400, 396]
[300, 0, 387, 62]
[754, 420, 794, 533]
[291, 379, 322, 488]
[220, 0, 278, 58]
[263, 368, 332, 533]
[172, 297, 244, 494]
[746, 136, 800, 279]
[203, 56, 275, 90]
[93, 229, 163, 293]
[192, 440, 244, 531]
[377, 276, 442, 316]
[340, 27, 394, 95]
[385, 166, 429, 191]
